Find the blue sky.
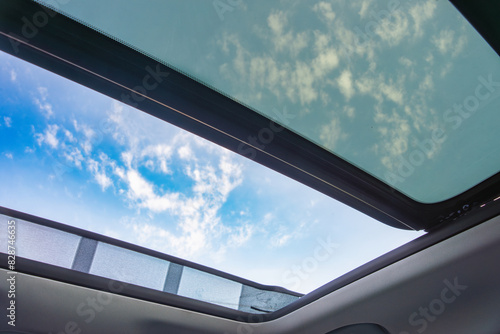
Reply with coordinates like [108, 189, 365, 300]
[0, 48, 423, 293]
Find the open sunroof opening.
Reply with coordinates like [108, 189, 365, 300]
[0, 48, 422, 299]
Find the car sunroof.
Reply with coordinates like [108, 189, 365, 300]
[2, 0, 500, 323]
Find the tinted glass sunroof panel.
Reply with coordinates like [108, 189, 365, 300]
[34, 0, 500, 203]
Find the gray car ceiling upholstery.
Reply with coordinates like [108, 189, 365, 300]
[1, 214, 500, 333]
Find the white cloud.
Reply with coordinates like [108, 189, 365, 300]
[10, 69, 17, 82]
[375, 106, 411, 170]
[87, 156, 113, 191]
[96, 105, 247, 259]
[320, 117, 343, 151]
[410, 0, 437, 39]
[121, 153, 244, 258]
[4, 116, 12, 127]
[244, 45, 339, 106]
[267, 11, 308, 55]
[313, 2, 336, 23]
[291, 61, 318, 105]
[219, 16, 345, 108]
[35, 124, 59, 149]
[332, 18, 377, 65]
[356, 75, 404, 105]
[344, 106, 355, 119]
[380, 82, 404, 105]
[356, 72, 405, 106]
[140, 144, 173, 174]
[107, 101, 182, 153]
[374, 10, 409, 47]
[73, 119, 97, 155]
[337, 70, 355, 100]
[227, 224, 254, 247]
[357, 0, 373, 19]
[433, 29, 455, 55]
[453, 35, 468, 57]
[433, 29, 467, 57]
[126, 169, 162, 203]
[132, 222, 207, 259]
[4, 153, 13, 159]
[33, 87, 54, 118]
[184, 155, 242, 200]
[268, 11, 286, 36]
[268, 219, 308, 249]
[312, 47, 340, 77]
[178, 145, 194, 160]
[419, 74, 434, 92]
[400, 56, 413, 67]
[64, 129, 76, 143]
[64, 147, 84, 169]
[218, 155, 243, 197]
[262, 212, 274, 225]
[271, 233, 291, 248]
